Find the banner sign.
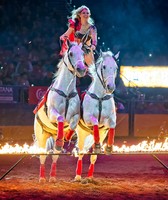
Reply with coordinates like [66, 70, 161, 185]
[28, 86, 48, 105]
[0, 86, 19, 103]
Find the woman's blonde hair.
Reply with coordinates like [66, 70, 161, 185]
[69, 5, 94, 25]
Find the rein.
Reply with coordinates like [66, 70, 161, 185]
[96, 60, 107, 90]
[49, 45, 82, 118]
[62, 47, 75, 75]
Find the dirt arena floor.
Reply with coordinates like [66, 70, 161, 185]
[0, 138, 168, 200]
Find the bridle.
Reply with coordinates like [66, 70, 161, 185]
[62, 44, 84, 76]
[96, 55, 117, 92]
[96, 59, 107, 90]
[85, 55, 117, 122]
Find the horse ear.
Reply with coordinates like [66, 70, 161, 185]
[67, 39, 72, 48]
[99, 49, 103, 57]
[114, 51, 120, 60]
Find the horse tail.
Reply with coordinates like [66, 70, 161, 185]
[46, 136, 55, 152]
[83, 134, 94, 152]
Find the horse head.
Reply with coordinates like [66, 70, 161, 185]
[96, 50, 119, 94]
[65, 41, 87, 77]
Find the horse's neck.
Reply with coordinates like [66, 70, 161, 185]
[89, 77, 105, 97]
[53, 64, 76, 92]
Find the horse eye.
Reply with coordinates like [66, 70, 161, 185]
[69, 52, 73, 57]
[103, 65, 106, 69]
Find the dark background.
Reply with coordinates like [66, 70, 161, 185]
[72, 0, 168, 65]
[0, 0, 168, 66]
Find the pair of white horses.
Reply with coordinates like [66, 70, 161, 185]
[33, 41, 119, 183]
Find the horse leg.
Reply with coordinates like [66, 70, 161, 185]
[55, 121, 64, 151]
[75, 155, 83, 181]
[48, 108, 64, 151]
[34, 118, 48, 183]
[105, 128, 115, 155]
[65, 113, 80, 141]
[84, 115, 100, 153]
[93, 125, 101, 153]
[49, 155, 59, 183]
[64, 129, 75, 141]
[38, 135, 50, 183]
[45, 136, 58, 182]
[74, 125, 88, 182]
[87, 155, 98, 179]
[39, 155, 47, 183]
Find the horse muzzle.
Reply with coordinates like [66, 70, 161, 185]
[106, 84, 116, 94]
[76, 62, 87, 77]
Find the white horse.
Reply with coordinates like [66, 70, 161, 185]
[74, 50, 119, 182]
[33, 41, 87, 183]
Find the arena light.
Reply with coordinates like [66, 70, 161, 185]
[120, 66, 168, 88]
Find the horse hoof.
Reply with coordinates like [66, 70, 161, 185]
[49, 176, 57, 183]
[55, 139, 64, 151]
[93, 143, 101, 154]
[87, 177, 98, 184]
[73, 175, 81, 182]
[55, 145, 62, 151]
[81, 178, 89, 184]
[70, 134, 77, 144]
[105, 146, 113, 155]
[86, 177, 94, 183]
[39, 177, 46, 183]
[81, 177, 94, 184]
[71, 178, 81, 183]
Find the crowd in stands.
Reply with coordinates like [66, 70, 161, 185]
[0, 0, 168, 113]
[0, 0, 66, 87]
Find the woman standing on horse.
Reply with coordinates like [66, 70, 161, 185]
[60, 5, 97, 67]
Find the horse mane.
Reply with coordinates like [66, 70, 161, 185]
[53, 59, 63, 80]
[88, 51, 114, 77]
[96, 51, 114, 64]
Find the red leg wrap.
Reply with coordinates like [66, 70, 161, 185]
[57, 121, 64, 140]
[50, 163, 56, 177]
[65, 129, 74, 141]
[76, 160, 82, 176]
[88, 164, 94, 177]
[107, 128, 115, 146]
[93, 125, 100, 144]
[40, 164, 45, 178]
[56, 122, 64, 148]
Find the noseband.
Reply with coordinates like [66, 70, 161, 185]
[63, 45, 84, 76]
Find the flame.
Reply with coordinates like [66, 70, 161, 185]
[0, 138, 168, 155]
[0, 143, 46, 154]
[103, 137, 168, 153]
